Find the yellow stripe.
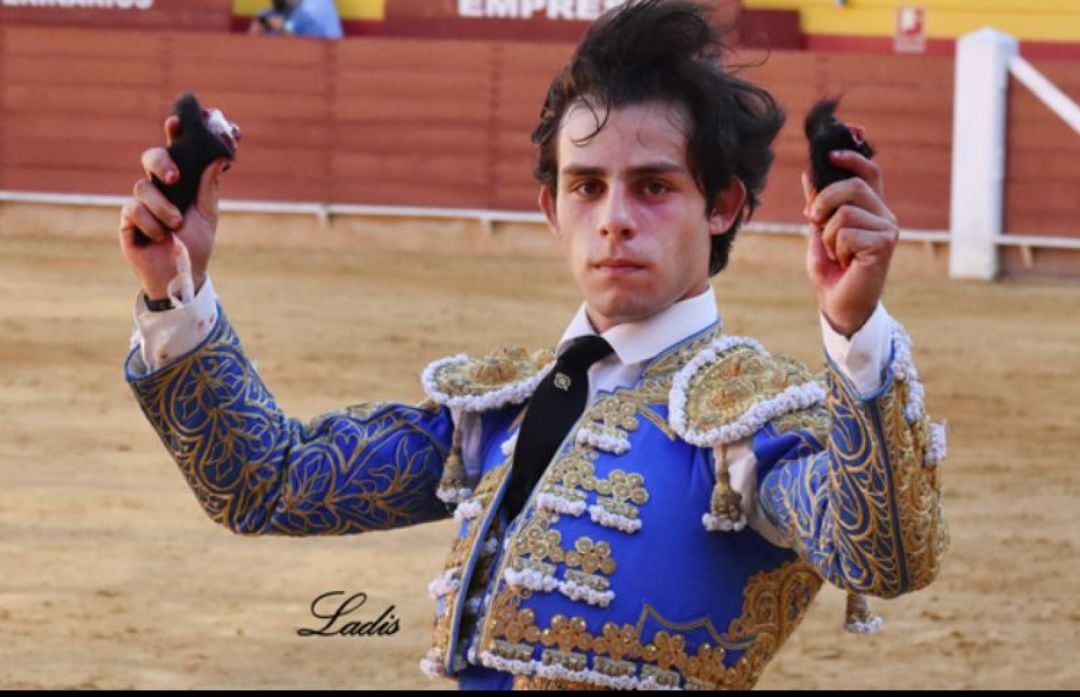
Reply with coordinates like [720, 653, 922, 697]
[743, 0, 1080, 43]
[745, 0, 1080, 13]
[232, 0, 385, 21]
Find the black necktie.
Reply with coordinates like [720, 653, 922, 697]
[502, 335, 614, 520]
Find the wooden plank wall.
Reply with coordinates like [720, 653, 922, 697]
[741, 49, 954, 231]
[0, 25, 1075, 243]
[1005, 59, 1080, 238]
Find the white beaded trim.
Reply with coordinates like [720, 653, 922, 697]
[436, 486, 473, 505]
[538, 492, 588, 517]
[481, 536, 500, 557]
[503, 567, 560, 593]
[702, 512, 747, 532]
[844, 615, 885, 634]
[426, 568, 460, 601]
[421, 354, 553, 412]
[888, 320, 948, 469]
[588, 504, 642, 533]
[477, 652, 667, 690]
[419, 647, 446, 678]
[500, 431, 520, 457]
[558, 578, 615, 607]
[888, 322, 924, 424]
[925, 420, 947, 467]
[452, 498, 484, 523]
[575, 426, 631, 454]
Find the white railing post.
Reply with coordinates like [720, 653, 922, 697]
[949, 28, 1017, 280]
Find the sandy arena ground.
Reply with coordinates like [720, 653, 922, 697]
[0, 211, 1078, 689]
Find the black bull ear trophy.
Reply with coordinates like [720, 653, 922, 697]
[133, 92, 240, 246]
[805, 96, 875, 191]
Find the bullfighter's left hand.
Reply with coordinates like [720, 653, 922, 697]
[803, 150, 899, 337]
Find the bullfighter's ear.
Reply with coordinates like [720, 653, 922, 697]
[707, 178, 747, 237]
[539, 186, 560, 237]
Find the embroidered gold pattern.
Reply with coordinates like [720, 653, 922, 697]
[758, 365, 947, 598]
[422, 318, 943, 688]
[544, 451, 649, 513]
[879, 378, 949, 592]
[509, 512, 618, 577]
[682, 347, 820, 435]
[482, 560, 822, 689]
[434, 347, 555, 398]
[543, 648, 588, 671]
[428, 462, 512, 661]
[771, 403, 829, 443]
[592, 497, 639, 521]
[128, 316, 449, 536]
[642, 326, 723, 378]
[512, 674, 606, 690]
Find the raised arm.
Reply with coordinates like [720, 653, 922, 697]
[753, 151, 947, 597]
[120, 115, 453, 535]
[754, 321, 947, 598]
[125, 311, 453, 535]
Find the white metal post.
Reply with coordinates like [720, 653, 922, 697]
[949, 28, 1017, 280]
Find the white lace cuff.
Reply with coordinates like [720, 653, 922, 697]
[820, 303, 893, 397]
[132, 276, 219, 374]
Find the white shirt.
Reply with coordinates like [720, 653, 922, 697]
[130, 278, 893, 547]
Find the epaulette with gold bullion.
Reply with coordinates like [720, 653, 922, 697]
[669, 335, 880, 635]
[669, 335, 828, 449]
[421, 346, 555, 412]
[421, 346, 553, 506]
[669, 336, 828, 535]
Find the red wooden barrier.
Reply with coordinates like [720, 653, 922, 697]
[1, 24, 1072, 243]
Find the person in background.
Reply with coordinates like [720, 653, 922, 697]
[250, 0, 343, 39]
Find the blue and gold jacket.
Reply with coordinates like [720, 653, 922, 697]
[125, 310, 947, 690]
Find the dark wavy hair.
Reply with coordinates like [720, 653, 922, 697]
[532, 0, 785, 275]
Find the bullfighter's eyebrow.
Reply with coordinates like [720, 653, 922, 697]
[560, 162, 686, 177]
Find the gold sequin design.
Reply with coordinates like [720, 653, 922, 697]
[482, 560, 822, 689]
[509, 510, 618, 577]
[431, 347, 555, 399]
[578, 386, 676, 450]
[544, 450, 650, 513]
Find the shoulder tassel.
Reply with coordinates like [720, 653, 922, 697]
[701, 444, 747, 532]
[436, 422, 472, 504]
[844, 591, 884, 634]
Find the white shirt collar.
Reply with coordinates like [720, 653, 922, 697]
[558, 286, 720, 366]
